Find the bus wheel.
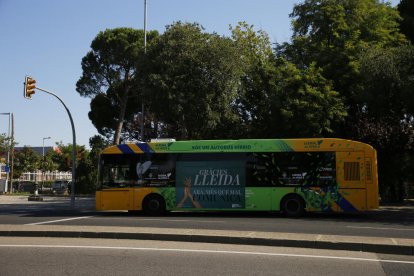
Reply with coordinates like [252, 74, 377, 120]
[143, 195, 166, 216]
[281, 195, 305, 217]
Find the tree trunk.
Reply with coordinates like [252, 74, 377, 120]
[113, 97, 128, 145]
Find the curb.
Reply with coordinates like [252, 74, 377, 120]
[0, 226, 412, 256]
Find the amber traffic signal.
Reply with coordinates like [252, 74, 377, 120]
[24, 76, 36, 99]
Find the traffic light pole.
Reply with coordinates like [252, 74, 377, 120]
[35, 87, 76, 207]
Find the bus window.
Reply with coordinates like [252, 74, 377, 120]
[137, 154, 176, 187]
[100, 155, 135, 188]
[246, 152, 336, 187]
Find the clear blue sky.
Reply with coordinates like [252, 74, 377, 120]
[0, 0, 399, 148]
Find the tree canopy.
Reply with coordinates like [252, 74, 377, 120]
[232, 23, 346, 138]
[13, 147, 41, 179]
[76, 28, 159, 144]
[398, 0, 414, 43]
[279, 0, 405, 103]
[139, 22, 243, 139]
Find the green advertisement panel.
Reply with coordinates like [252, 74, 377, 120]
[176, 161, 245, 209]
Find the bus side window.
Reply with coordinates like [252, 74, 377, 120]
[136, 154, 176, 187]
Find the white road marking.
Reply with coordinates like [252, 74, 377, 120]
[0, 244, 413, 265]
[138, 218, 225, 223]
[108, 217, 225, 223]
[347, 226, 414, 232]
[26, 216, 93, 225]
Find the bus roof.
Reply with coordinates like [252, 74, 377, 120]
[101, 138, 375, 155]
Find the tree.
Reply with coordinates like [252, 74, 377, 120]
[359, 45, 414, 117]
[76, 135, 110, 194]
[40, 149, 58, 173]
[231, 22, 274, 69]
[0, 133, 11, 163]
[277, 0, 411, 202]
[13, 147, 41, 179]
[77, 28, 158, 144]
[398, 0, 414, 43]
[75, 150, 95, 194]
[238, 58, 347, 138]
[89, 135, 110, 165]
[232, 23, 347, 138]
[139, 22, 243, 139]
[52, 142, 97, 194]
[350, 45, 414, 201]
[279, 0, 405, 104]
[52, 142, 87, 172]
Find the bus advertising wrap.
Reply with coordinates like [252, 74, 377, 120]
[176, 161, 245, 209]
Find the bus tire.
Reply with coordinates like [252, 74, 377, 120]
[281, 195, 305, 217]
[143, 194, 166, 216]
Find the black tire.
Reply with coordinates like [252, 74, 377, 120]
[143, 195, 166, 216]
[281, 195, 305, 217]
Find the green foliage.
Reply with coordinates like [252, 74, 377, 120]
[230, 23, 347, 138]
[272, 60, 346, 137]
[87, 93, 117, 140]
[77, 28, 159, 144]
[231, 21, 274, 67]
[40, 149, 58, 173]
[0, 133, 11, 161]
[359, 45, 414, 117]
[280, 0, 405, 101]
[235, 55, 347, 137]
[398, 0, 414, 43]
[51, 142, 86, 172]
[74, 135, 110, 193]
[75, 156, 96, 194]
[349, 44, 414, 201]
[140, 22, 244, 139]
[89, 135, 110, 164]
[52, 142, 102, 194]
[13, 147, 41, 179]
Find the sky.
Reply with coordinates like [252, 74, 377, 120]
[0, 0, 400, 149]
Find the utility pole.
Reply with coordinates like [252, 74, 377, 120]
[141, 0, 147, 142]
[10, 113, 14, 194]
[144, 0, 147, 52]
[42, 136, 51, 190]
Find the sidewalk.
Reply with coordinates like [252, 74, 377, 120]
[0, 224, 412, 256]
[0, 195, 413, 256]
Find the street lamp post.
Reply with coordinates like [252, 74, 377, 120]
[34, 87, 76, 207]
[141, 0, 147, 142]
[42, 137, 51, 159]
[42, 137, 51, 189]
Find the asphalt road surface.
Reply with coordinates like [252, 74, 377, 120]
[0, 237, 413, 276]
[0, 196, 413, 240]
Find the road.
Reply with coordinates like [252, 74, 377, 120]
[0, 237, 413, 275]
[0, 196, 413, 240]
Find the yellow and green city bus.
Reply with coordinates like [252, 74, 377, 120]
[96, 138, 378, 216]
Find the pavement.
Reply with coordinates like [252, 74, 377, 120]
[0, 195, 413, 256]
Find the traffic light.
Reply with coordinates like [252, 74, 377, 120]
[24, 76, 36, 99]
